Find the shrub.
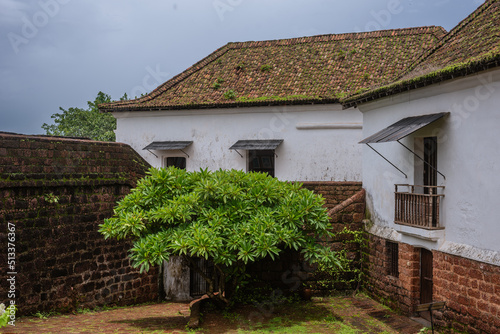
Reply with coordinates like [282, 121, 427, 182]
[99, 168, 340, 307]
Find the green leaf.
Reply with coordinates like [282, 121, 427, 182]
[41, 91, 117, 141]
[99, 167, 342, 300]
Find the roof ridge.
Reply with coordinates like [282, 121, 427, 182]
[398, 0, 497, 79]
[443, 0, 497, 42]
[100, 26, 446, 111]
[225, 26, 447, 48]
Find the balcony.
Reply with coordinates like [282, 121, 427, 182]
[395, 184, 444, 230]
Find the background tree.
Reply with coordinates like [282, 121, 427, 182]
[99, 167, 342, 307]
[42, 91, 127, 142]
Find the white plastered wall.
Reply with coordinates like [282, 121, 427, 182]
[359, 68, 500, 265]
[113, 104, 363, 182]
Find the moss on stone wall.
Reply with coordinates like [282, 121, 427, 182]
[0, 133, 158, 315]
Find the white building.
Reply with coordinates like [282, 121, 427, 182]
[344, 0, 500, 331]
[102, 27, 445, 302]
[113, 104, 362, 181]
[354, 74, 499, 255]
[102, 27, 445, 183]
[101, 4, 500, 330]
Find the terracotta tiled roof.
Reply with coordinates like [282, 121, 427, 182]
[343, 0, 500, 108]
[100, 27, 445, 112]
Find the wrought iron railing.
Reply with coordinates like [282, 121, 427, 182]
[395, 184, 444, 230]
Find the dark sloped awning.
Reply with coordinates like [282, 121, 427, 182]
[143, 141, 193, 151]
[143, 141, 193, 158]
[359, 112, 448, 144]
[359, 112, 448, 179]
[230, 139, 283, 150]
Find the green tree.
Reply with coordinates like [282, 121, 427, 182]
[99, 168, 342, 307]
[42, 91, 127, 142]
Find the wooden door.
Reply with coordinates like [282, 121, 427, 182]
[423, 137, 437, 190]
[420, 248, 433, 304]
[423, 137, 438, 227]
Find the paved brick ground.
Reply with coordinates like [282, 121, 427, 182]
[0, 296, 431, 334]
[0, 303, 191, 334]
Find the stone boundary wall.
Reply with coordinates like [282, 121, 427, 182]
[364, 233, 419, 314]
[0, 133, 159, 315]
[300, 181, 363, 208]
[433, 251, 500, 333]
[365, 232, 500, 334]
[247, 182, 365, 294]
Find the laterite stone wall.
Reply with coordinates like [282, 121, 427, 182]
[303, 182, 365, 293]
[248, 182, 365, 294]
[0, 133, 159, 315]
[364, 233, 500, 334]
[433, 252, 500, 333]
[300, 181, 363, 208]
[364, 234, 420, 314]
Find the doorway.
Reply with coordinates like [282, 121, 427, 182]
[420, 248, 433, 304]
[419, 248, 434, 318]
[420, 248, 433, 320]
[190, 257, 218, 298]
[423, 137, 438, 227]
[423, 137, 437, 191]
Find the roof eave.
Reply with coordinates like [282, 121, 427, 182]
[100, 97, 341, 113]
[342, 53, 500, 109]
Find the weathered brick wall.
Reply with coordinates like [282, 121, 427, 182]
[433, 252, 500, 333]
[364, 234, 420, 314]
[306, 184, 365, 293]
[0, 133, 159, 315]
[300, 181, 363, 208]
[247, 182, 365, 294]
[364, 233, 500, 334]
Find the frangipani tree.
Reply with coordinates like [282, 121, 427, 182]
[99, 168, 341, 306]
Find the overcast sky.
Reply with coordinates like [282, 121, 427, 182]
[0, 0, 484, 135]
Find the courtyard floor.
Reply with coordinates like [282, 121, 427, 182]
[0, 294, 433, 334]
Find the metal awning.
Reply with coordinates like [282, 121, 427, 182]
[230, 139, 283, 150]
[143, 141, 193, 158]
[359, 113, 449, 179]
[360, 112, 448, 144]
[143, 141, 193, 150]
[229, 139, 283, 158]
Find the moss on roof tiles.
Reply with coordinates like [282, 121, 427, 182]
[100, 27, 445, 112]
[343, 0, 500, 107]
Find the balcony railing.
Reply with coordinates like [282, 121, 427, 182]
[395, 184, 444, 230]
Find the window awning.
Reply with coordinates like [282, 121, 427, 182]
[229, 139, 283, 150]
[359, 112, 448, 144]
[143, 141, 193, 158]
[143, 141, 193, 150]
[229, 139, 283, 158]
[359, 113, 448, 179]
